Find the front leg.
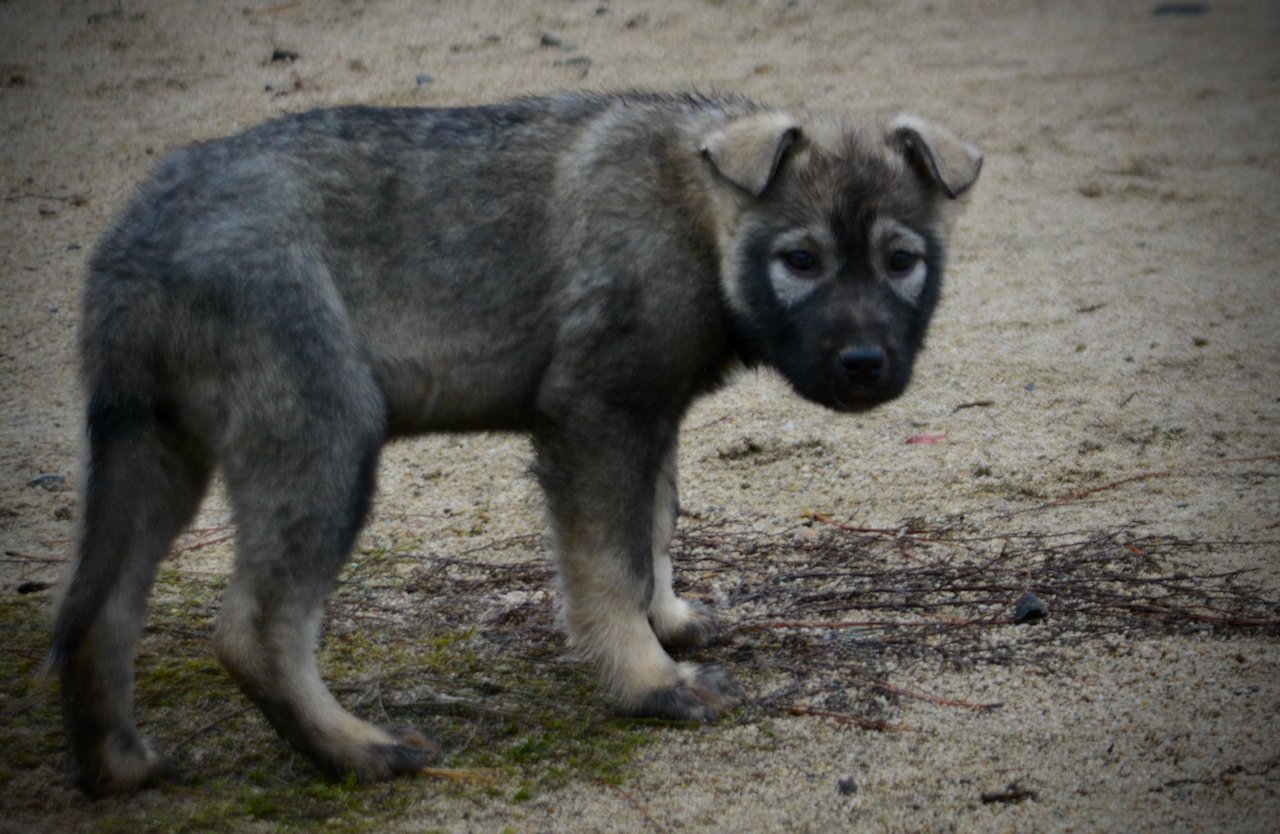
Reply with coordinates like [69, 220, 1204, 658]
[647, 441, 720, 654]
[534, 419, 740, 721]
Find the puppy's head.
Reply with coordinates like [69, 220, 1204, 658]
[702, 108, 981, 411]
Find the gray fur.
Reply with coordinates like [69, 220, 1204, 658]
[49, 91, 980, 794]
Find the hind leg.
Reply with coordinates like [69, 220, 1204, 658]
[646, 442, 719, 654]
[55, 419, 210, 796]
[213, 387, 435, 781]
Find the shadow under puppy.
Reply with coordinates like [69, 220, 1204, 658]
[49, 91, 981, 795]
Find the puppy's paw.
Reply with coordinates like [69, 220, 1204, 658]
[74, 733, 176, 797]
[377, 726, 441, 777]
[651, 600, 720, 655]
[652, 600, 720, 655]
[624, 663, 743, 722]
[317, 726, 440, 783]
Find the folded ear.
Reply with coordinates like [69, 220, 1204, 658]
[890, 114, 983, 199]
[701, 111, 801, 198]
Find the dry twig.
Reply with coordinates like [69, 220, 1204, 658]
[980, 782, 1038, 804]
[310, 511, 1279, 744]
[1048, 454, 1280, 506]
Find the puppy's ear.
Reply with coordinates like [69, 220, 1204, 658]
[889, 114, 982, 199]
[701, 112, 801, 198]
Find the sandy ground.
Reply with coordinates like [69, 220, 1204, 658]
[2, 0, 1278, 831]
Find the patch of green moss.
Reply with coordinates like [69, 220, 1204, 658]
[2, 541, 669, 832]
[494, 714, 653, 790]
[0, 595, 65, 772]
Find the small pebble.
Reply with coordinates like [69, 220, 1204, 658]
[27, 473, 65, 491]
[837, 777, 857, 795]
[1013, 591, 1048, 624]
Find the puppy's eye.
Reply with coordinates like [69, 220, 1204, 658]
[885, 250, 918, 277]
[780, 249, 820, 275]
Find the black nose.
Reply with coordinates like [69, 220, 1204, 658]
[839, 345, 886, 384]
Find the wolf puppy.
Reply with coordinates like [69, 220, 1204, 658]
[51, 92, 980, 795]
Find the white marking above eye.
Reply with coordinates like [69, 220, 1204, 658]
[872, 218, 929, 304]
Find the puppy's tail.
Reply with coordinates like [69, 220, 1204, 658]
[46, 394, 155, 677]
[46, 254, 191, 677]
